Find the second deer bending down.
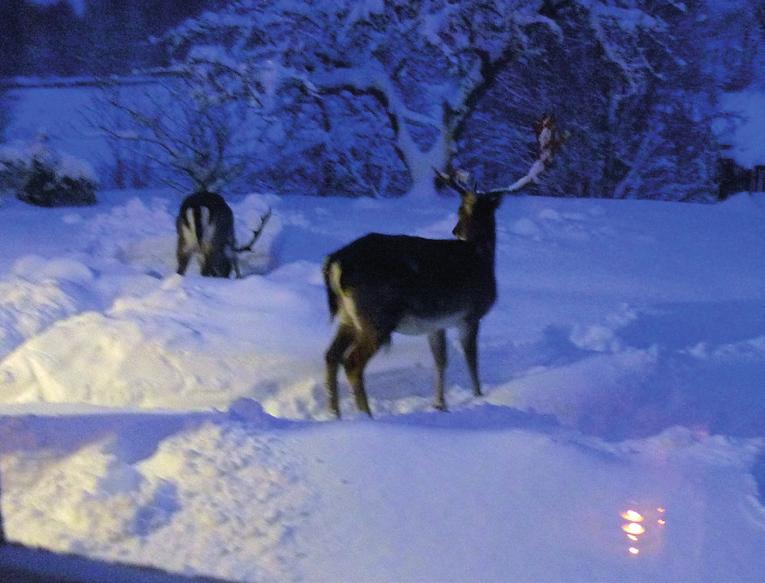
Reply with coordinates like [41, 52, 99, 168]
[176, 190, 271, 278]
[324, 116, 564, 418]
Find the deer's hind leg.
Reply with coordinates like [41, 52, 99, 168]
[341, 293, 396, 417]
[325, 323, 356, 418]
[343, 315, 392, 418]
[176, 238, 193, 275]
[343, 335, 380, 417]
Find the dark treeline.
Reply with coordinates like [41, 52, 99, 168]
[0, 0, 214, 78]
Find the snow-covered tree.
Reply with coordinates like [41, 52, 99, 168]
[164, 0, 563, 197]
[455, 0, 722, 200]
[164, 0, 726, 200]
[703, 0, 765, 91]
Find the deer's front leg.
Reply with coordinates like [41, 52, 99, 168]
[459, 320, 482, 397]
[231, 252, 242, 279]
[228, 237, 243, 279]
[428, 329, 448, 411]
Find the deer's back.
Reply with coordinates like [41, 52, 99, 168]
[176, 192, 235, 249]
[327, 233, 496, 329]
[177, 192, 233, 225]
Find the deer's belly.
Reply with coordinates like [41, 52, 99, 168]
[395, 311, 467, 336]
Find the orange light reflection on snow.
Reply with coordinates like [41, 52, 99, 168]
[620, 510, 644, 522]
[620, 505, 666, 557]
[622, 522, 646, 536]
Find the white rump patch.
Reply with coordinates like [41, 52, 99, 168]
[182, 209, 199, 253]
[329, 262, 363, 331]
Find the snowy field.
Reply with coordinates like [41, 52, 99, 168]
[0, 188, 764, 581]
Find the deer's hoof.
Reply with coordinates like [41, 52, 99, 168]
[433, 402, 449, 412]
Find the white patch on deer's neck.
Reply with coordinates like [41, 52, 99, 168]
[396, 311, 467, 336]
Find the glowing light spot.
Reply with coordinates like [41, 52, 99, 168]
[657, 519, 666, 526]
[657, 507, 666, 513]
[622, 523, 646, 535]
[620, 510, 644, 522]
[628, 547, 640, 555]
[626, 534, 638, 541]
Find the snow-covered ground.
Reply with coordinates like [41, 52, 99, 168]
[0, 187, 764, 581]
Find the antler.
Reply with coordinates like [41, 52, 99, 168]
[434, 115, 565, 198]
[236, 207, 272, 252]
[483, 115, 565, 196]
[434, 167, 474, 196]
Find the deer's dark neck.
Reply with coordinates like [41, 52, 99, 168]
[469, 218, 497, 269]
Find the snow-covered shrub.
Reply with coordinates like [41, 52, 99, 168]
[0, 138, 97, 207]
[21, 158, 98, 207]
[0, 146, 29, 196]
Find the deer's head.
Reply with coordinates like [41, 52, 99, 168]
[435, 170, 502, 244]
[438, 115, 564, 243]
[453, 191, 502, 242]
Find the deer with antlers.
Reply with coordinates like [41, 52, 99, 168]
[323, 116, 564, 418]
[176, 190, 271, 278]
